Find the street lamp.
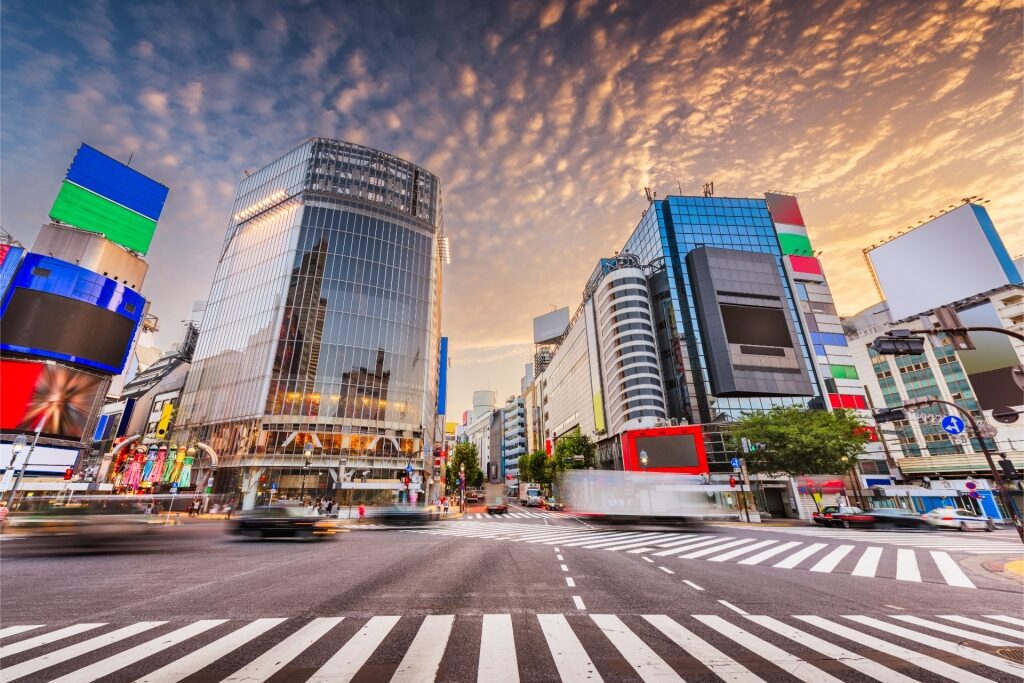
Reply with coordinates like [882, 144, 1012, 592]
[299, 442, 314, 504]
[639, 450, 649, 472]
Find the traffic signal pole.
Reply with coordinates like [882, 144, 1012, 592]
[904, 398, 1024, 545]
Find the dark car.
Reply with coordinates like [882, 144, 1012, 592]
[542, 497, 564, 511]
[811, 505, 840, 527]
[832, 507, 932, 530]
[232, 506, 336, 539]
[373, 506, 440, 526]
[486, 496, 508, 514]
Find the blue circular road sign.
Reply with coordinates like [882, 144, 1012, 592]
[941, 415, 965, 435]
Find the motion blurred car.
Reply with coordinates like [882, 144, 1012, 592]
[372, 505, 440, 526]
[924, 507, 997, 532]
[465, 490, 481, 503]
[541, 497, 564, 511]
[486, 496, 508, 514]
[810, 506, 841, 527]
[831, 507, 932, 530]
[6, 499, 156, 553]
[232, 506, 337, 539]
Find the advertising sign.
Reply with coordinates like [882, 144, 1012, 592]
[0, 359, 105, 440]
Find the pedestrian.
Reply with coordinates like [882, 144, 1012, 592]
[326, 500, 334, 515]
[358, 503, 366, 520]
[442, 497, 449, 516]
[1, 500, 11, 531]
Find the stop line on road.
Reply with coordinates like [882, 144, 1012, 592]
[398, 522, 986, 588]
[1, 612, 1021, 682]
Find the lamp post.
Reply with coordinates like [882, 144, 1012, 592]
[299, 442, 314, 504]
[6, 415, 46, 509]
[2, 435, 28, 505]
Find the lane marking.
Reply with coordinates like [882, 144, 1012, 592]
[895, 549, 921, 582]
[642, 556, 654, 563]
[136, 618, 285, 683]
[591, 614, 682, 682]
[677, 538, 760, 559]
[565, 577, 576, 587]
[808, 545, 854, 573]
[307, 616, 401, 683]
[556, 554, 564, 561]
[651, 536, 735, 557]
[985, 615, 1024, 627]
[538, 614, 605, 683]
[888, 615, 1014, 647]
[0, 623, 107, 658]
[694, 615, 843, 683]
[707, 539, 778, 562]
[717, 600, 747, 615]
[930, 551, 975, 588]
[936, 615, 1024, 639]
[682, 580, 704, 591]
[224, 617, 343, 682]
[0, 625, 44, 639]
[560, 564, 569, 572]
[572, 596, 586, 610]
[392, 615, 454, 683]
[48, 620, 226, 683]
[736, 541, 801, 565]
[772, 543, 827, 569]
[643, 615, 762, 682]
[478, 614, 519, 683]
[658, 566, 675, 574]
[850, 546, 883, 577]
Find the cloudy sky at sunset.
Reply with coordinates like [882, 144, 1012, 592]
[2, 0, 1021, 416]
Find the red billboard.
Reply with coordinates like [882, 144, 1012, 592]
[620, 425, 709, 474]
[0, 359, 104, 440]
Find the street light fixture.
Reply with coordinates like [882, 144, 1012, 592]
[299, 442, 314, 503]
[639, 450, 649, 472]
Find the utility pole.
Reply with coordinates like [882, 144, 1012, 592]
[904, 398, 1023, 545]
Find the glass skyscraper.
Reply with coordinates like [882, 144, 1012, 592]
[622, 196, 822, 428]
[176, 139, 444, 506]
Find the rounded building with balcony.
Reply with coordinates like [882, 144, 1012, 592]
[176, 139, 445, 508]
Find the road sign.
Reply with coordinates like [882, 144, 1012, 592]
[969, 491, 980, 500]
[941, 415, 965, 435]
[405, 464, 414, 474]
[730, 457, 741, 470]
[270, 482, 277, 491]
[170, 484, 179, 493]
[965, 481, 977, 491]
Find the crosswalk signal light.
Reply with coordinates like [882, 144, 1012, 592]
[63, 468, 73, 481]
[729, 476, 737, 488]
[998, 458, 1022, 480]
[871, 330, 925, 356]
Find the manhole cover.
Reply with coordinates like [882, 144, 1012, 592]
[996, 648, 1024, 664]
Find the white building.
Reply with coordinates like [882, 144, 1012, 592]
[502, 395, 527, 485]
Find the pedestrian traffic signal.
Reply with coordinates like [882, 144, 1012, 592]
[729, 476, 737, 488]
[872, 408, 906, 424]
[998, 458, 1022, 480]
[870, 330, 925, 356]
[63, 468, 73, 481]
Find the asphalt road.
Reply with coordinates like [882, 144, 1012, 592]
[1, 504, 1022, 682]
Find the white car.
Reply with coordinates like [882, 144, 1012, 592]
[925, 507, 997, 532]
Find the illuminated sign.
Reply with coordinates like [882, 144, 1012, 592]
[48, 144, 168, 255]
[0, 359, 104, 440]
[0, 244, 24, 297]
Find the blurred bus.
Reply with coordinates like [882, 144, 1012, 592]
[558, 470, 732, 525]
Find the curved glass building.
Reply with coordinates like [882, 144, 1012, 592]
[176, 139, 444, 508]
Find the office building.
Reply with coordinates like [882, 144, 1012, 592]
[175, 139, 446, 508]
[502, 395, 527, 486]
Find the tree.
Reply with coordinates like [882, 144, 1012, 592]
[517, 451, 548, 483]
[548, 428, 595, 484]
[447, 442, 484, 492]
[730, 407, 870, 477]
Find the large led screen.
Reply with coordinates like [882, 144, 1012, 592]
[720, 304, 793, 348]
[65, 143, 168, 221]
[1, 290, 137, 373]
[0, 360, 103, 440]
[633, 434, 700, 469]
[0, 244, 23, 296]
[49, 181, 158, 255]
[957, 302, 1024, 410]
[867, 204, 1022, 321]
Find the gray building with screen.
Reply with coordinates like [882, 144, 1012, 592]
[176, 138, 445, 508]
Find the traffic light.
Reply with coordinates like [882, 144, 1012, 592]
[872, 408, 906, 424]
[998, 458, 1022, 480]
[63, 468, 73, 481]
[729, 476, 737, 488]
[871, 330, 925, 356]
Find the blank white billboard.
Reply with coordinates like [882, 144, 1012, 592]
[533, 307, 570, 344]
[0, 444, 79, 477]
[867, 204, 1022, 321]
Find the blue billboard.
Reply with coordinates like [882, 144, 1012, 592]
[0, 253, 146, 374]
[437, 336, 449, 415]
[65, 143, 169, 222]
[0, 244, 24, 298]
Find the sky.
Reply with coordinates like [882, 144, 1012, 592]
[2, 0, 1022, 420]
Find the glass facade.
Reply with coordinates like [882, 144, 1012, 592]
[176, 139, 443, 504]
[622, 196, 821, 430]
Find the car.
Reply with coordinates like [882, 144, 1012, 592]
[811, 506, 840, 527]
[232, 506, 337, 539]
[486, 496, 508, 514]
[541, 497, 564, 511]
[925, 507, 997, 532]
[832, 507, 932, 530]
[373, 505, 441, 526]
[465, 490, 481, 503]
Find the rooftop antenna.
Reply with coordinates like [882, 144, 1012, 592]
[644, 187, 655, 202]
[126, 151, 134, 166]
[244, 169, 252, 177]
[676, 180, 683, 194]
[703, 181, 714, 197]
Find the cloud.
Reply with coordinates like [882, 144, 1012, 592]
[139, 88, 170, 116]
[133, 40, 154, 58]
[228, 50, 253, 71]
[457, 65, 478, 97]
[539, 0, 567, 28]
[178, 81, 204, 114]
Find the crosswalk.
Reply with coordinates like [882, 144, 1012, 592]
[715, 523, 1024, 553]
[400, 522, 987, 588]
[458, 510, 579, 520]
[1, 612, 1021, 682]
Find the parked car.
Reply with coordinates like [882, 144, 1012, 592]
[925, 507, 997, 532]
[811, 506, 840, 527]
[465, 489, 481, 503]
[486, 496, 508, 514]
[232, 506, 337, 539]
[542, 497, 564, 511]
[832, 507, 932, 530]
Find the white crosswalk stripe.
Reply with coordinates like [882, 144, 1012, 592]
[0, 623, 106, 658]
[936, 614, 1024, 639]
[0, 613, 1020, 682]
[717, 523, 1024, 554]
[401, 522, 988, 588]
[0, 625, 44, 640]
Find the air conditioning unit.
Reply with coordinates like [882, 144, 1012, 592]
[669, 418, 679, 426]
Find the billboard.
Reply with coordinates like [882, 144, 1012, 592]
[0, 244, 24, 296]
[436, 336, 448, 415]
[533, 307, 570, 344]
[866, 204, 1022, 321]
[956, 302, 1024, 410]
[0, 359, 105, 440]
[0, 444, 79, 477]
[620, 425, 709, 473]
[0, 254, 145, 374]
[48, 143, 168, 255]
